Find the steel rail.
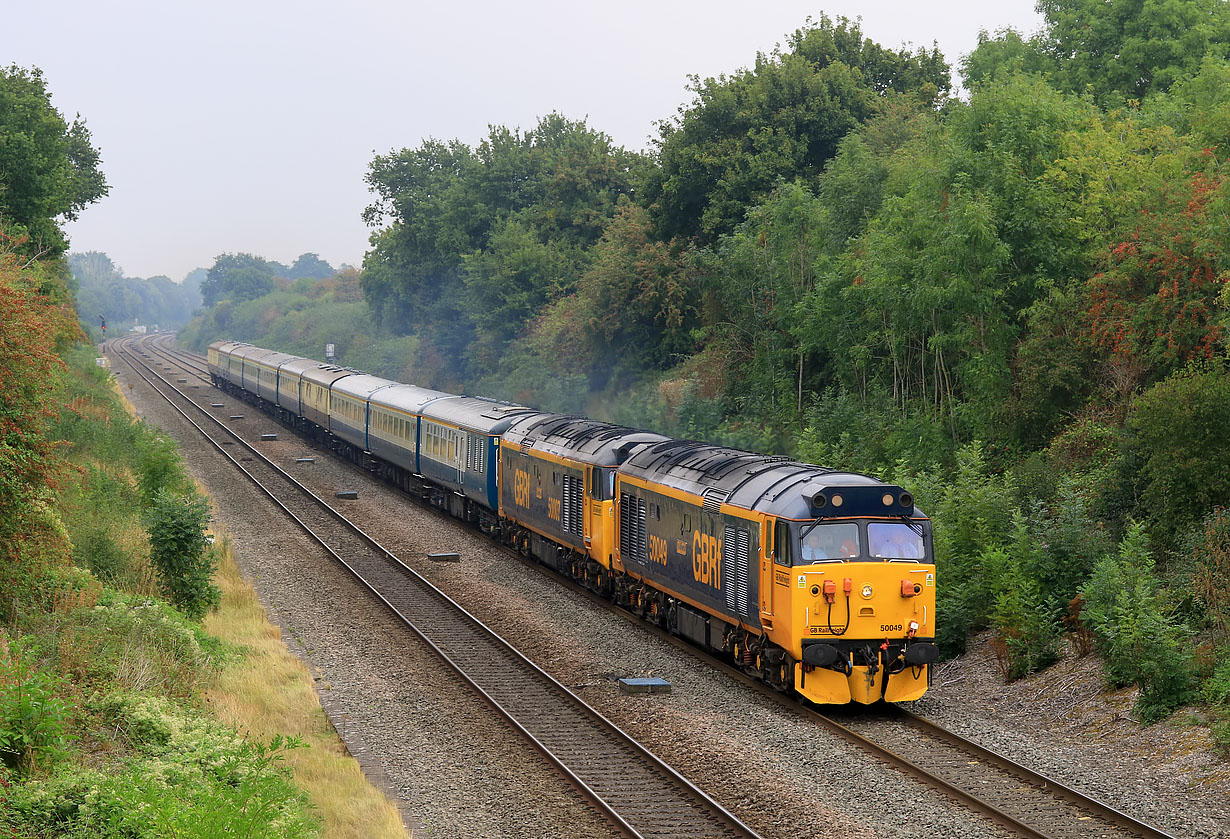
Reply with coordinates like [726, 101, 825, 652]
[111, 335, 762, 839]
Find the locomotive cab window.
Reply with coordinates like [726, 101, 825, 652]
[774, 520, 793, 566]
[868, 522, 925, 561]
[589, 467, 614, 501]
[799, 522, 861, 563]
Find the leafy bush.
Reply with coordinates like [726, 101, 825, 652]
[137, 433, 191, 507]
[1204, 656, 1230, 706]
[71, 521, 128, 582]
[145, 489, 219, 621]
[1082, 521, 1196, 721]
[0, 636, 72, 776]
[1122, 367, 1230, 541]
[892, 442, 1021, 656]
[1026, 474, 1114, 607]
[5, 694, 317, 839]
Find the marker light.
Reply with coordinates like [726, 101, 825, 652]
[861, 584, 873, 599]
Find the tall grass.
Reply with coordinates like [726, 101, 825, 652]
[205, 534, 406, 839]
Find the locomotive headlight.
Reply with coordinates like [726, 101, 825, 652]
[861, 584, 873, 599]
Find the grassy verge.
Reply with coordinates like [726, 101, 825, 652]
[205, 532, 406, 838]
[1, 343, 405, 838]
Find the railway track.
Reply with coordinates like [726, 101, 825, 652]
[504, 555, 1180, 839]
[833, 707, 1177, 839]
[111, 334, 762, 839]
[134, 335, 1181, 839]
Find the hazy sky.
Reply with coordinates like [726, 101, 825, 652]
[8, 1, 1043, 282]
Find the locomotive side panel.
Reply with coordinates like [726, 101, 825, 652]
[500, 445, 587, 552]
[618, 477, 760, 632]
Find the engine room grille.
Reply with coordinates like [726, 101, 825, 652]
[723, 524, 751, 619]
[562, 474, 583, 537]
[702, 489, 728, 514]
[620, 493, 647, 564]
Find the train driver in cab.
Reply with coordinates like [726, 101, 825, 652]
[800, 522, 860, 563]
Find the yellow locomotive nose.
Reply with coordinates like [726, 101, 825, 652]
[790, 560, 935, 704]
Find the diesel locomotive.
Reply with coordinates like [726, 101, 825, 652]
[208, 340, 939, 704]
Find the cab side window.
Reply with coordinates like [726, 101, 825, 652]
[774, 521, 792, 566]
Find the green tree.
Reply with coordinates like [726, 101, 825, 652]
[200, 253, 276, 307]
[966, 1, 1230, 105]
[701, 181, 831, 420]
[363, 114, 643, 381]
[528, 201, 699, 387]
[641, 16, 950, 242]
[0, 65, 108, 258]
[287, 252, 334, 280]
[959, 28, 1050, 88]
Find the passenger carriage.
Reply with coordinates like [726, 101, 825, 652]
[206, 340, 248, 387]
[365, 384, 455, 477]
[328, 373, 399, 454]
[416, 397, 537, 526]
[298, 363, 356, 436]
[272, 356, 319, 421]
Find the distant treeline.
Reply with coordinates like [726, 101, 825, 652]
[72, 251, 342, 337]
[70, 251, 204, 333]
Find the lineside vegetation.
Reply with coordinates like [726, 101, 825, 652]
[0, 64, 405, 837]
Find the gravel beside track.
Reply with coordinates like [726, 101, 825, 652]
[111, 343, 624, 839]
[129, 336, 1228, 839]
[911, 641, 1229, 838]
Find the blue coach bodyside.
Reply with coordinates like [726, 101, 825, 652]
[329, 374, 398, 451]
[274, 356, 317, 416]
